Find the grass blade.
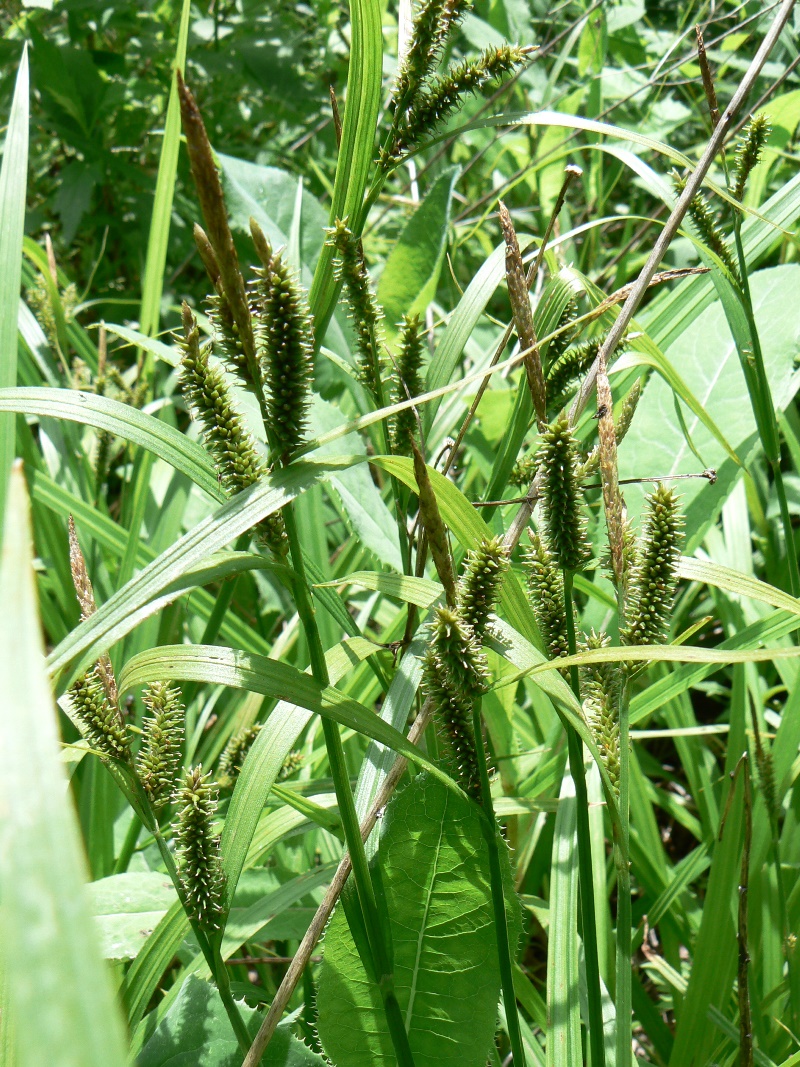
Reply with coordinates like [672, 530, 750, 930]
[0, 463, 128, 1067]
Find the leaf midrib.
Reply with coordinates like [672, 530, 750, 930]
[404, 792, 447, 1033]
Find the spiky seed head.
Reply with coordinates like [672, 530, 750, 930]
[392, 46, 526, 158]
[392, 313, 425, 454]
[278, 749, 305, 781]
[542, 298, 578, 373]
[136, 682, 185, 812]
[422, 645, 480, 797]
[734, 114, 771, 202]
[538, 415, 591, 572]
[252, 251, 314, 460]
[581, 631, 621, 796]
[394, 0, 445, 106]
[68, 667, 130, 763]
[217, 724, 262, 791]
[523, 533, 571, 665]
[430, 605, 489, 695]
[327, 219, 385, 400]
[174, 766, 226, 931]
[673, 171, 739, 280]
[756, 745, 778, 828]
[178, 303, 267, 495]
[621, 484, 684, 647]
[509, 451, 538, 489]
[458, 536, 508, 641]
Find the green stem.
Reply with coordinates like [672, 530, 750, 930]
[563, 570, 606, 1067]
[214, 939, 253, 1054]
[471, 698, 526, 1066]
[282, 500, 416, 1067]
[613, 687, 632, 1067]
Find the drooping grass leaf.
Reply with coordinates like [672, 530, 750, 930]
[317, 773, 518, 1067]
[0, 464, 128, 1067]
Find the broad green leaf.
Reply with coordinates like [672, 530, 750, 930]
[88, 872, 178, 961]
[308, 0, 382, 337]
[0, 464, 128, 1067]
[117, 642, 465, 800]
[138, 0, 191, 340]
[316, 570, 442, 608]
[546, 773, 580, 1067]
[377, 165, 460, 343]
[317, 773, 516, 1067]
[619, 266, 800, 548]
[0, 48, 29, 533]
[47, 455, 358, 681]
[137, 975, 324, 1067]
[0, 387, 222, 501]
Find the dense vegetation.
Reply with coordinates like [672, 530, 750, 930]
[1, 1, 800, 1066]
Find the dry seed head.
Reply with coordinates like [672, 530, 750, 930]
[458, 536, 508, 641]
[252, 250, 314, 460]
[422, 645, 480, 797]
[621, 484, 683, 647]
[174, 766, 227, 931]
[523, 532, 571, 664]
[538, 415, 591, 572]
[68, 667, 130, 763]
[136, 682, 185, 812]
[328, 219, 385, 400]
[734, 114, 771, 203]
[391, 313, 425, 454]
[179, 304, 267, 495]
[499, 201, 546, 423]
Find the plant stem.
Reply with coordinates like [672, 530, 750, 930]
[563, 570, 606, 1067]
[281, 499, 416, 1067]
[613, 686, 632, 1067]
[471, 697, 526, 1067]
[112, 810, 141, 874]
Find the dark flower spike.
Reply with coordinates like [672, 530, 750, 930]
[174, 766, 227, 932]
[394, 45, 526, 157]
[328, 219, 385, 402]
[538, 415, 591, 572]
[217, 723, 261, 791]
[733, 114, 771, 203]
[422, 645, 480, 797]
[68, 667, 130, 763]
[458, 536, 509, 641]
[136, 682, 185, 812]
[68, 516, 117, 705]
[579, 378, 642, 480]
[391, 313, 425, 454]
[252, 247, 314, 461]
[177, 73, 256, 370]
[621, 484, 684, 647]
[581, 631, 621, 796]
[523, 532, 571, 665]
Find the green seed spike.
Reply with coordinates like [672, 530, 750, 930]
[458, 536, 508, 640]
[509, 451, 537, 489]
[68, 667, 130, 763]
[523, 532, 571, 664]
[538, 415, 591, 572]
[252, 248, 314, 461]
[673, 172, 739, 280]
[136, 682, 185, 812]
[621, 484, 684, 647]
[422, 645, 480, 797]
[328, 219, 385, 401]
[431, 605, 489, 696]
[179, 304, 266, 495]
[733, 114, 771, 203]
[395, 0, 445, 107]
[394, 45, 526, 156]
[542, 298, 578, 373]
[217, 724, 261, 791]
[174, 766, 227, 932]
[581, 631, 621, 796]
[391, 313, 425, 454]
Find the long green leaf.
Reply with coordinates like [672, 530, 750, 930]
[0, 48, 29, 534]
[546, 772, 581, 1067]
[0, 464, 128, 1067]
